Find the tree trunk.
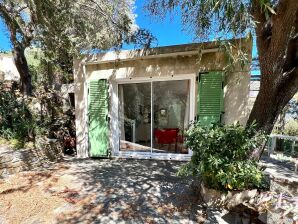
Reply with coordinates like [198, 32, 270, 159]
[247, 63, 298, 160]
[247, 80, 297, 160]
[247, 0, 298, 160]
[12, 46, 32, 95]
[247, 80, 297, 135]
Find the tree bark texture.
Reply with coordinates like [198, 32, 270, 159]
[0, 3, 33, 95]
[248, 0, 298, 135]
[247, 0, 298, 160]
[12, 46, 32, 95]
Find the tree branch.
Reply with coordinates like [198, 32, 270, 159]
[17, 5, 27, 13]
[283, 7, 298, 72]
[0, 3, 18, 44]
[251, 0, 272, 80]
[268, 0, 298, 70]
[278, 67, 298, 111]
[0, 3, 32, 47]
[76, 1, 120, 28]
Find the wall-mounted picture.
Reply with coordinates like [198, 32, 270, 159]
[160, 108, 167, 117]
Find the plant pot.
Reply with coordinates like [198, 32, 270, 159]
[198, 182, 258, 209]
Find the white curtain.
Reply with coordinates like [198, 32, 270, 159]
[184, 81, 190, 129]
[119, 85, 125, 140]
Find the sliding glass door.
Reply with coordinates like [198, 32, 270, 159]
[118, 79, 190, 155]
[118, 83, 151, 153]
[152, 80, 190, 154]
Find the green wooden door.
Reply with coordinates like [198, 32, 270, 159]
[88, 79, 109, 157]
[197, 72, 224, 126]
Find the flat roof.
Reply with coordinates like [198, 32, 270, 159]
[80, 38, 251, 65]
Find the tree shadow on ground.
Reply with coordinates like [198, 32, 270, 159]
[261, 154, 298, 178]
[0, 172, 53, 195]
[0, 163, 69, 195]
[56, 158, 204, 223]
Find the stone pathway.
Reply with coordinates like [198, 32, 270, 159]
[4, 147, 297, 224]
[57, 158, 202, 223]
[0, 157, 204, 224]
[261, 154, 298, 185]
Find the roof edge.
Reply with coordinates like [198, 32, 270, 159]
[79, 37, 252, 65]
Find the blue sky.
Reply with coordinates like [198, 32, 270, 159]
[0, 0, 191, 51]
[0, 0, 259, 74]
[0, 19, 11, 51]
[132, 1, 193, 46]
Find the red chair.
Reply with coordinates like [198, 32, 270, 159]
[154, 128, 179, 152]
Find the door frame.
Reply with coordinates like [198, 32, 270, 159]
[111, 74, 196, 161]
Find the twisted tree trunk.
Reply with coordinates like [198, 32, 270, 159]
[248, 0, 298, 159]
[12, 45, 32, 95]
[0, 3, 33, 95]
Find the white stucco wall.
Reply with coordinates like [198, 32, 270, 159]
[0, 54, 20, 81]
[74, 39, 252, 158]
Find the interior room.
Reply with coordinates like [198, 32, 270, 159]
[118, 79, 190, 154]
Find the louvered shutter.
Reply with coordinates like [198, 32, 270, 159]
[88, 79, 109, 157]
[197, 72, 224, 126]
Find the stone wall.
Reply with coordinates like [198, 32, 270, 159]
[0, 139, 63, 178]
[266, 174, 298, 223]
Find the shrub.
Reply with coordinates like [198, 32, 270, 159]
[284, 119, 298, 137]
[178, 122, 266, 191]
[0, 84, 36, 148]
[0, 82, 75, 151]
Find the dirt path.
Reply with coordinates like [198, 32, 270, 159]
[0, 158, 204, 224]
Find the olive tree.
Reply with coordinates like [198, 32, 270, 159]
[146, 0, 298, 135]
[0, 0, 141, 95]
[146, 0, 297, 159]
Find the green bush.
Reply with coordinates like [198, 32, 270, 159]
[178, 122, 266, 191]
[0, 82, 75, 150]
[0, 83, 37, 148]
[284, 119, 298, 137]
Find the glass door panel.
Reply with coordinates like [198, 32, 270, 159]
[152, 80, 190, 154]
[119, 83, 152, 153]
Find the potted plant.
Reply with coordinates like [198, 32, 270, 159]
[178, 122, 268, 214]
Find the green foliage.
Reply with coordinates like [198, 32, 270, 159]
[1, 0, 155, 95]
[32, 0, 137, 65]
[0, 82, 75, 149]
[146, 0, 276, 39]
[1, 0, 154, 65]
[284, 119, 298, 137]
[0, 83, 36, 148]
[287, 93, 298, 120]
[26, 48, 73, 87]
[178, 122, 266, 191]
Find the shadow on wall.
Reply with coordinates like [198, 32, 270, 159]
[224, 71, 251, 125]
[74, 60, 88, 157]
[0, 55, 20, 81]
[74, 41, 252, 156]
[88, 51, 228, 80]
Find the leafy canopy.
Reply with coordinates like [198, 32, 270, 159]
[0, 0, 152, 61]
[146, 0, 277, 39]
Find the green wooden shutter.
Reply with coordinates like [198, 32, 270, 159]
[197, 72, 224, 126]
[88, 79, 109, 157]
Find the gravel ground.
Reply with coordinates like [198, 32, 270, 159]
[0, 158, 205, 224]
[58, 158, 203, 224]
